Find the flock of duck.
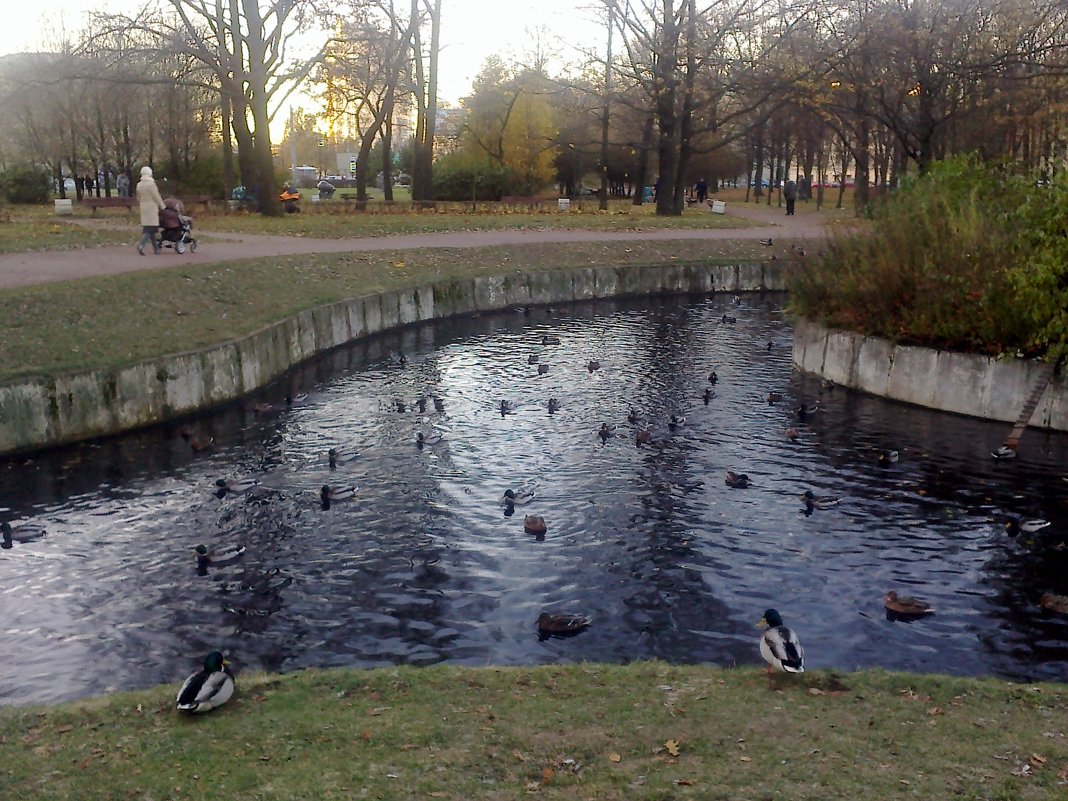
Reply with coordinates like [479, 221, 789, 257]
[137, 306, 1068, 712]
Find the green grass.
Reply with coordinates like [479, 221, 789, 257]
[0, 238, 780, 381]
[0, 214, 132, 253]
[190, 202, 753, 239]
[1, 663, 1065, 800]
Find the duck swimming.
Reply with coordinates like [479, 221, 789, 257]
[542, 335, 560, 345]
[725, 471, 750, 489]
[528, 354, 539, 364]
[215, 477, 258, 494]
[627, 409, 640, 424]
[588, 360, 601, 372]
[767, 392, 783, 404]
[1040, 592, 1068, 615]
[785, 427, 799, 442]
[502, 489, 536, 506]
[757, 609, 804, 673]
[328, 447, 358, 468]
[802, 490, 840, 510]
[321, 484, 357, 503]
[548, 398, 560, 414]
[878, 450, 900, 467]
[708, 371, 718, 384]
[703, 388, 715, 404]
[797, 402, 820, 421]
[635, 429, 653, 446]
[538, 364, 550, 375]
[598, 423, 615, 440]
[524, 515, 547, 536]
[416, 432, 444, 447]
[1004, 518, 1051, 536]
[991, 445, 1016, 460]
[500, 400, 515, 416]
[176, 651, 234, 713]
[721, 314, 737, 324]
[179, 428, 213, 452]
[537, 613, 591, 637]
[884, 591, 935, 620]
[668, 415, 686, 431]
[195, 543, 246, 575]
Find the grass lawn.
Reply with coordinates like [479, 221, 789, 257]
[0, 211, 132, 253]
[1, 662, 1065, 800]
[0, 238, 782, 382]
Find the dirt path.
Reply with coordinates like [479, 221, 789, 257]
[0, 204, 826, 290]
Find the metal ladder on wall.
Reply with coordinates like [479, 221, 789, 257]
[997, 362, 1058, 457]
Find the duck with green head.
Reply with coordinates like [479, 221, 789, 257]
[176, 651, 234, 713]
[757, 609, 805, 674]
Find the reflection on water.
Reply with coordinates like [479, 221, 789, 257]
[2, 293, 1068, 706]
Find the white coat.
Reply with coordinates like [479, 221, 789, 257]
[136, 177, 165, 226]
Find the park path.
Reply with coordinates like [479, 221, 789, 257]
[0, 202, 825, 290]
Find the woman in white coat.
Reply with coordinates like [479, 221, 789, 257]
[135, 166, 166, 255]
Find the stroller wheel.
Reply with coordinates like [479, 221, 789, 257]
[189, 239, 197, 253]
[176, 241, 185, 254]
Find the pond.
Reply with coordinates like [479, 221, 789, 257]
[2, 292, 1067, 706]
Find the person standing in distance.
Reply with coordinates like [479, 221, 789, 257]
[783, 178, 797, 216]
[136, 166, 166, 255]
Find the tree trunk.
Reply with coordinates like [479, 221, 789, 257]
[632, 112, 654, 206]
[598, 3, 613, 212]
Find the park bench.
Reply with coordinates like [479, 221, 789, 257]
[499, 196, 544, 209]
[82, 196, 136, 216]
[180, 195, 217, 212]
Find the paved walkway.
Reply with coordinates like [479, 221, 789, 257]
[0, 202, 826, 289]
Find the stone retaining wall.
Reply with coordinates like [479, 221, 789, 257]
[0, 261, 784, 455]
[793, 318, 1068, 430]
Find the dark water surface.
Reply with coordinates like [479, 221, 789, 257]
[3, 293, 1068, 706]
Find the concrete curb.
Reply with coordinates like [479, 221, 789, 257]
[0, 260, 784, 455]
[792, 318, 1067, 430]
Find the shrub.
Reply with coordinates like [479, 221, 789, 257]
[432, 153, 519, 201]
[1, 164, 52, 204]
[789, 156, 1037, 357]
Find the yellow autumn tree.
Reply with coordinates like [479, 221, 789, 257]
[459, 58, 559, 195]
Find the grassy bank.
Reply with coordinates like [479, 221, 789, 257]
[0, 238, 780, 381]
[1, 663, 1065, 800]
[0, 217, 131, 253]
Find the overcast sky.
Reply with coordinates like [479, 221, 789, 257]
[1, 0, 605, 105]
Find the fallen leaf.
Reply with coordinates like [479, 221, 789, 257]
[1030, 754, 1047, 766]
[739, 756, 752, 763]
[608, 753, 622, 763]
[808, 687, 825, 695]
[56, 725, 74, 734]
[665, 739, 680, 757]
[429, 793, 447, 798]
[927, 707, 944, 716]
[541, 767, 554, 785]
[524, 781, 540, 792]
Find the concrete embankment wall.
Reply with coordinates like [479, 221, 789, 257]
[0, 261, 785, 455]
[793, 318, 1068, 431]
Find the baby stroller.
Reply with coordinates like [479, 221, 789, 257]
[158, 197, 197, 254]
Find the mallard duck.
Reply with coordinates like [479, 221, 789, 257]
[538, 364, 550, 375]
[285, 393, 308, 406]
[548, 398, 560, 413]
[668, 415, 686, 430]
[328, 447, 358, 468]
[627, 409, 640, 424]
[528, 354, 539, 364]
[1005, 518, 1051, 536]
[703, 388, 715, 404]
[321, 484, 357, 502]
[1039, 592, 1068, 615]
[433, 397, 446, 413]
[394, 399, 407, 413]
[1, 521, 11, 550]
[802, 490, 840, 510]
[524, 515, 547, 536]
[759, 237, 773, 246]
[215, 477, 258, 494]
[542, 335, 561, 345]
[785, 427, 799, 442]
[821, 379, 835, 391]
[635, 429, 653, 446]
[765, 341, 774, 351]
[598, 423, 615, 440]
[588, 360, 601, 372]
[502, 489, 536, 506]
[250, 402, 275, 415]
[725, 471, 750, 489]
[179, 427, 213, 452]
[797, 402, 820, 421]
[757, 609, 804, 673]
[878, 450, 899, 467]
[415, 397, 428, 413]
[767, 391, 783, 404]
[721, 314, 737, 324]
[195, 543, 246, 575]
[416, 432, 443, 447]
[500, 400, 515, 416]
[537, 613, 591, 637]
[177, 651, 234, 713]
[884, 591, 935, 619]
[992, 445, 1017, 460]
[708, 370, 719, 385]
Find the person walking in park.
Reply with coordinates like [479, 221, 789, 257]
[783, 178, 797, 216]
[696, 177, 708, 204]
[116, 172, 130, 197]
[135, 166, 166, 255]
